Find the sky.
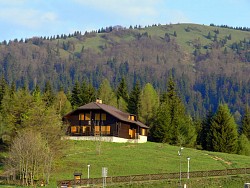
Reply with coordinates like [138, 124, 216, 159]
[1, 0, 250, 42]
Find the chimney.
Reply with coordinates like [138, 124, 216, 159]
[96, 98, 102, 104]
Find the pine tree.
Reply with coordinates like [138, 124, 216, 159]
[208, 104, 238, 153]
[43, 81, 55, 107]
[116, 78, 129, 111]
[0, 77, 8, 107]
[127, 82, 141, 117]
[71, 81, 82, 108]
[150, 78, 196, 146]
[207, 32, 211, 39]
[173, 31, 177, 37]
[199, 110, 214, 150]
[116, 78, 129, 103]
[241, 106, 250, 140]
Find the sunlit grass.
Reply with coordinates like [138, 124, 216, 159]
[52, 140, 250, 181]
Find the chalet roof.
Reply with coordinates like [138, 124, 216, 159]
[65, 102, 149, 129]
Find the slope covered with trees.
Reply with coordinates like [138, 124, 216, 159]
[0, 24, 249, 118]
[1, 23, 250, 119]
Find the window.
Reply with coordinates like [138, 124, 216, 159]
[85, 113, 91, 120]
[79, 114, 84, 120]
[129, 115, 135, 121]
[101, 126, 111, 135]
[95, 113, 100, 120]
[82, 126, 91, 133]
[101, 113, 106, 121]
[141, 128, 146, 136]
[71, 126, 80, 133]
[71, 126, 77, 133]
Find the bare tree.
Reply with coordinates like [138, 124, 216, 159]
[6, 129, 53, 186]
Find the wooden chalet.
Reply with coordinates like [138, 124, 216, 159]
[63, 99, 149, 143]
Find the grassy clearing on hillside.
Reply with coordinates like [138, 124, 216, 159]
[52, 140, 250, 182]
[1, 140, 250, 187]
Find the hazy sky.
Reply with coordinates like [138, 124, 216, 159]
[1, 0, 250, 41]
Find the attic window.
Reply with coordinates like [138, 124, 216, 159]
[129, 115, 135, 121]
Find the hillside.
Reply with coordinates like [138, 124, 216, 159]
[52, 141, 250, 187]
[0, 23, 250, 117]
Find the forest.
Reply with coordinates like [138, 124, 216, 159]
[0, 23, 250, 119]
[0, 74, 249, 186]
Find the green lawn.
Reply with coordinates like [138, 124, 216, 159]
[53, 141, 250, 180]
[2, 140, 250, 187]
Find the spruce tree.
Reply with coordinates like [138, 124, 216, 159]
[116, 77, 129, 103]
[127, 82, 141, 117]
[199, 110, 214, 150]
[150, 78, 196, 146]
[241, 106, 250, 140]
[43, 81, 55, 107]
[208, 104, 238, 153]
[116, 78, 129, 111]
[71, 81, 82, 108]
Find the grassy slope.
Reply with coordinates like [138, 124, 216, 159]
[55, 23, 250, 64]
[52, 141, 250, 181]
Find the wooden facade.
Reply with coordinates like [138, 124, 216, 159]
[63, 101, 149, 140]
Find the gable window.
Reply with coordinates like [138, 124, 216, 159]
[85, 113, 91, 120]
[101, 113, 106, 121]
[129, 115, 135, 121]
[95, 113, 100, 120]
[79, 114, 84, 120]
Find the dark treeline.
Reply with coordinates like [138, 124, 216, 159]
[210, 23, 250, 32]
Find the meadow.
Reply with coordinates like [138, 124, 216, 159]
[1, 140, 250, 187]
[53, 140, 250, 187]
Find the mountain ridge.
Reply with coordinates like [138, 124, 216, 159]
[0, 23, 250, 117]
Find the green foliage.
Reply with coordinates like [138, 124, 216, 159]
[241, 106, 250, 140]
[54, 91, 72, 116]
[208, 104, 238, 153]
[71, 81, 82, 108]
[139, 83, 159, 125]
[80, 80, 96, 105]
[49, 141, 250, 184]
[199, 111, 214, 150]
[127, 82, 141, 117]
[0, 23, 250, 119]
[97, 79, 116, 106]
[116, 77, 129, 110]
[150, 78, 196, 146]
[237, 134, 250, 156]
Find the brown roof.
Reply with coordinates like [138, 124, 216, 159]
[65, 102, 149, 129]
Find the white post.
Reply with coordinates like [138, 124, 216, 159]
[87, 164, 90, 179]
[187, 157, 190, 179]
[87, 164, 90, 186]
[178, 147, 184, 187]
